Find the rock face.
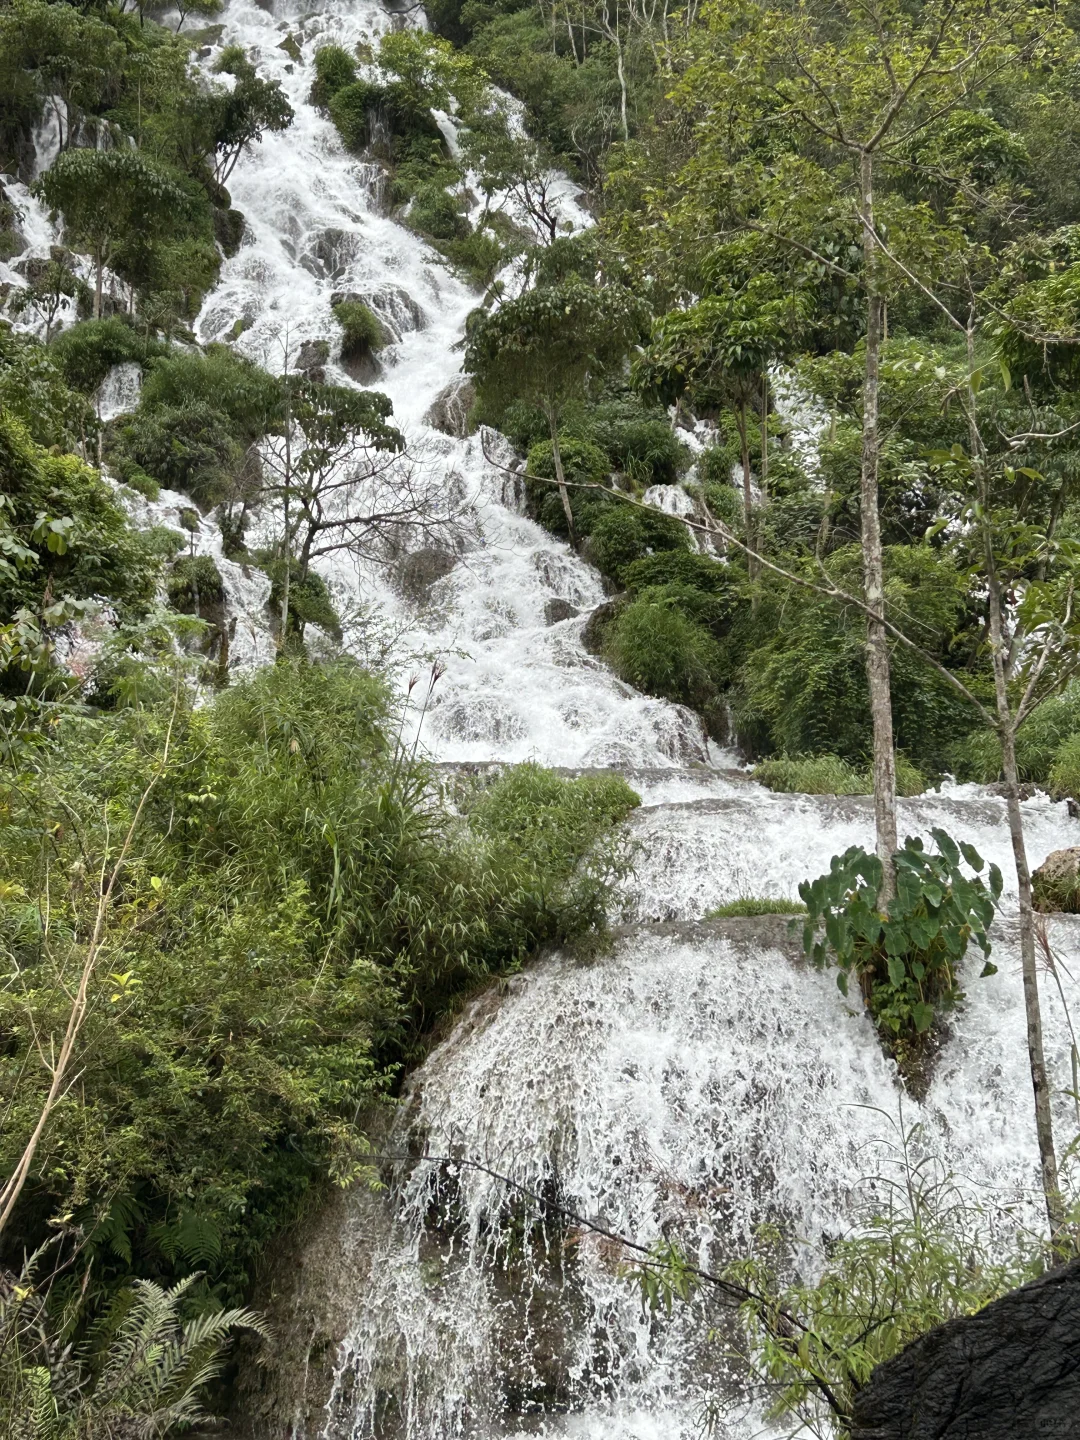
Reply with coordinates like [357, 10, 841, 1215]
[850, 1259, 1080, 1439]
[544, 597, 579, 625]
[1032, 846, 1080, 912]
[393, 547, 458, 602]
[425, 376, 475, 437]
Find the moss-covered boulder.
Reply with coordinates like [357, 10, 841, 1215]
[1032, 847, 1080, 913]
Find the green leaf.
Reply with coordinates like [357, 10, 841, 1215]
[886, 956, 907, 988]
[912, 1002, 935, 1033]
[979, 961, 998, 978]
[959, 841, 984, 872]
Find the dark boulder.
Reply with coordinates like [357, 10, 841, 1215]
[544, 598, 579, 626]
[850, 1259, 1080, 1439]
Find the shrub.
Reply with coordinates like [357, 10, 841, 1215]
[167, 555, 224, 613]
[266, 561, 342, 641]
[312, 44, 356, 108]
[624, 549, 728, 595]
[441, 227, 507, 286]
[328, 79, 380, 150]
[588, 400, 689, 483]
[528, 436, 609, 486]
[407, 181, 470, 242]
[706, 897, 807, 917]
[753, 753, 927, 797]
[332, 300, 386, 359]
[50, 318, 158, 394]
[604, 593, 721, 709]
[111, 401, 241, 509]
[0, 661, 639, 1300]
[139, 346, 280, 444]
[799, 830, 1001, 1050]
[0, 410, 160, 620]
[589, 506, 692, 587]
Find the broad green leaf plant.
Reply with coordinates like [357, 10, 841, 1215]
[799, 830, 1002, 1050]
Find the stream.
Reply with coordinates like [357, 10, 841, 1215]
[6, 1, 1080, 1434]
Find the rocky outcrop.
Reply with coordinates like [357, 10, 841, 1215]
[1032, 846, 1080, 912]
[581, 595, 626, 657]
[850, 1260, 1080, 1439]
[425, 376, 475, 437]
[544, 598, 579, 625]
[393, 547, 458, 602]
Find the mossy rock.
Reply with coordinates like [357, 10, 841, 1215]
[1032, 847, 1080, 913]
[167, 555, 225, 615]
[213, 206, 246, 258]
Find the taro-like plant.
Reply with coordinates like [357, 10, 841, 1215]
[798, 829, 1002, 1043]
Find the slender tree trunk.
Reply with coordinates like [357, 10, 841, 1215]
[736, 401, 759, 602]
[760, 369, 768, 504]
[858, 149, 898, 899]
[94, 247, 103, 320]
[279, 381, 293, 648]
[547, 404, 577, 547]
[982, 522, 1066, 1243]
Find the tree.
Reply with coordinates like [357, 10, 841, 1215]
[636, 273, 809, 578]
[459, 101, 565, 245]
[210, 46, 294, 185]
[623, 0, 1053, 901]
[259, 372, 421, 641]
[35, 148, 191, 318]
[9, 254, 88, 342]
[464, 237, 647, 543]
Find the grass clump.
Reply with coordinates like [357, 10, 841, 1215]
[332, 299, 386, 360]
[754, 753, 926, 797]
[604, 594, 722, 712]
[706, 897, 807, 918]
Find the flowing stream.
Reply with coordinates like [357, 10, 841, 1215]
[7, 1, 1080, 1434]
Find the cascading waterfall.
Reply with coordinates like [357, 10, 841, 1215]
[6, 1, 1080, 1433]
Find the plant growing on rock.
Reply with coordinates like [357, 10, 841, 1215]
[799, 830, 1001, 1059]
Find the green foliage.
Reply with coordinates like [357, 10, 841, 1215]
[0, 1251, 266, 1439]
[50, 319, 161, 396]
[0, 661, 637, 1297]
[266, 560, 342, 643]
[332, 300, 387, 359]
[464, 237, 648, 427]
[705, 897, 807, 918]
[527, 435, 609, 489]
[111, 402, 242, 510]
[720, 1138, 1039, 1435]
[754, 753, 926, 798]
[604, 592, 721, 711]
[0, 409, 159, 622]
[0, 324, 92, 450]
[166, 556, 224, 614]
[731, 546, 977, 774]
[589, 507, 690, 586]
[311, 44, 357, 108]
[799, 831, 1002, 1047]
[1050, 732, 1080, 803]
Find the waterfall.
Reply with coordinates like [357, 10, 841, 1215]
[9, 0, 1080, 1433]
[179, 4, 1080, 1435]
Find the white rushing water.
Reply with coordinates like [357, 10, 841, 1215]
[7, 1, 1080, 1433]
